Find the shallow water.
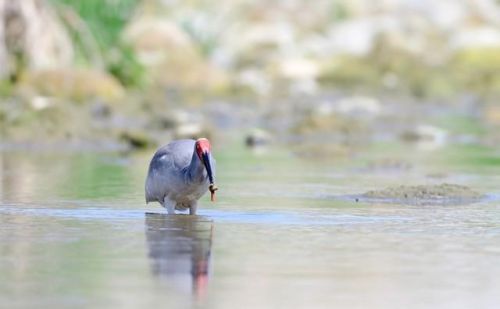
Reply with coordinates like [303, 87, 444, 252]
[1, 144, 500, 308]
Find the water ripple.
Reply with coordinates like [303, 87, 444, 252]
[0, 205, 407, 225]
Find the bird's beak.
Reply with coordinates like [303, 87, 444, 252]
[201, 151, 214, 185]
[201, 151, 218, 202]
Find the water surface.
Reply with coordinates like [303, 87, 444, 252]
[1, 145, 500, 308]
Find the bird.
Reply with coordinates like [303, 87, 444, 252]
[145, 138, 217, 215]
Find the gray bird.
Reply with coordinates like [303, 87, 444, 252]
[145, 138, 217, 215]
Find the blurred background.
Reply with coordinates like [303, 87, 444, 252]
[2, 2, 500, 308]
[0, 0, 499, 152]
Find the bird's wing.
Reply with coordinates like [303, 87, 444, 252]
[167, 139, 196, 170]
[145, 145, 174, 203]
[145, 140, 195, 203]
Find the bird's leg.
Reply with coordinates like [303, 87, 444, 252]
[163, 196, 176, 215]
[189, 202, 198, 215]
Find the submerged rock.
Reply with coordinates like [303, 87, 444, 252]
[361, 183, 482, 205]
[120, 129, 156, 149]
[245, 128, 273, 148]
[401, 124, 448, 151]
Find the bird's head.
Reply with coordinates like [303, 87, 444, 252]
[195, 138, 218, 201]
[195, 138, 211, 158]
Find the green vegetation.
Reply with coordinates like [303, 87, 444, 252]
[50, 0, 137, 47]
[49, 0, 145, 87]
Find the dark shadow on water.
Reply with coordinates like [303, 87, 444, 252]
[145, 212, 214, 299]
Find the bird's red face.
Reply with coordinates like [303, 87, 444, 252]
[195, 138, 211, 159]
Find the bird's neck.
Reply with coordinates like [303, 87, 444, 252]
[187, 149, 206, 183]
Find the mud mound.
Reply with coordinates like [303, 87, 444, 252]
[360, 183, 483, 205]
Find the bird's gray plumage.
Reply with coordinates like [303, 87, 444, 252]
[145, 139, 216, 214]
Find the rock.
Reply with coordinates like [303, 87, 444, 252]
[402, 125, 447, 141]
[245, 129, 272, 148]
[273, 58, 320, 96]
[123, 18, 193, 66]
[401, 125, 448, 150]
[335, 96, 381, 118]
[235, 69, 271, 96]
[173, 123, 213, 141]
[277, 58, 320, 80]
[450, 26, 500, 50]
[293, 102, 365, 136]
[174, 123, 201, 139]
[120, 129, 156, 149]
[158, 110, 194, 129]
[124, 16, 229, 93]
[233, 21, 295, 55]
[422, 0, 467, 30]
[151, 109, 213, 140]
[89, 101, 111, 119]
[326, 18, 379, 56]
[19, 69, 125, 102]
[30, 96, 54, 111]
[0, 0, 74, 79]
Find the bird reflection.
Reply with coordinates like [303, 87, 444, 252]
[145, 213, 214, 298]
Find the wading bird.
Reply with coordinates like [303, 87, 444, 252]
[145, 138, 217, 215]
